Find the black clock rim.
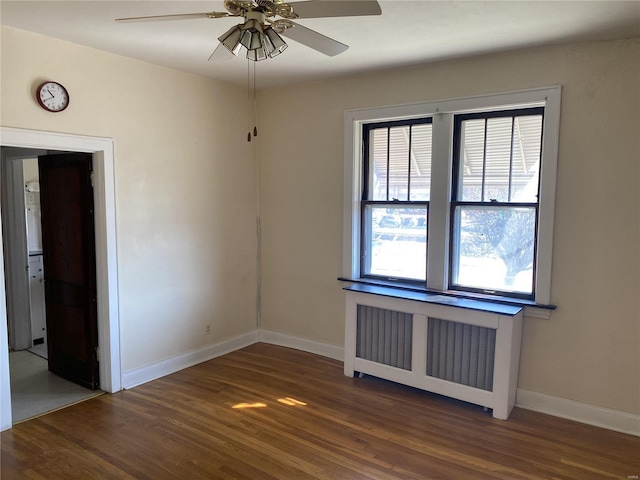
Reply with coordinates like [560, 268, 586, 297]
[36, 81, 70, 113]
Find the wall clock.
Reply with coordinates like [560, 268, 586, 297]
[36, 81, 69, 112]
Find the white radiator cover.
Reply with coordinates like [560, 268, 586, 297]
[345, 288, 524, 420]
[426, 317, 496, 392]
[356, 305, 413, 371]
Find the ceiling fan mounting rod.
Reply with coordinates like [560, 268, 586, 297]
[224, 0, 298, 20]
[245, 10, 267, 24]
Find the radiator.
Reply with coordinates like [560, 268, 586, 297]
[357, 307, 496, 391]
[356, 305, 413, 370]
[345, 286, 523, 420]
[426, 317, 496, 391]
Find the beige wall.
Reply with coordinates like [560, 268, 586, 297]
[258, 38, 640, 415]
[1, 27, 258, 372]
[2, 24, 638, 416]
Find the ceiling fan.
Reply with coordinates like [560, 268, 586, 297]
[116, 0, 382, 62]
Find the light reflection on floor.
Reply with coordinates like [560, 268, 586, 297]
[232, 397, 307, 409]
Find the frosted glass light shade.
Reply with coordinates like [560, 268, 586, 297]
[218, 25, 243, 55]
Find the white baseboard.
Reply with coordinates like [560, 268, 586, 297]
[261, 333, 639, 437]
[259, 329, 344, 362]
[122, 330, 260, 389]
[516, 389, 640, 437]
[120, 330, 638, 438]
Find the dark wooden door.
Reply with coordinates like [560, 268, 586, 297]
[38, 153, 99, 390]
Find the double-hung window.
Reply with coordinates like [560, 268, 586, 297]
[344, 87, 560, 308]
[361, 118, 432, 282]
[450, 108, 544, 299]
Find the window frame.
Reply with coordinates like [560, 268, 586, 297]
[359, 201, 430, 283]
[448, 202, 540, 299]
[343, 86, 561, 311]
[448, 107, 545, 300]
[360, 117, 433, 284]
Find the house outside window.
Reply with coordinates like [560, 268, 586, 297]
[343, 87, 561, 310]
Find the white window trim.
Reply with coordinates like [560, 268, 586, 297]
[343, 86, 561, 313]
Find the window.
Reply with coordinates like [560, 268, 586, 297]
[361, 119, 432, 282]
[450, 108, 543, 299]
[344, 87, 560, 307]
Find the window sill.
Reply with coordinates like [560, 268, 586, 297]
[337, 277, 555, 319]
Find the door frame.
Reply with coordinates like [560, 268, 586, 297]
[0, 127, 121, 431]
[1, 155, 32, 350]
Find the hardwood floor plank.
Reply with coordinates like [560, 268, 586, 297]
[2, 343, 639, 479]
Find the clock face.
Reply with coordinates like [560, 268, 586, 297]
[36, 81, 69, 112]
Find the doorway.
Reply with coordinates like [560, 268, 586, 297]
[3, 151, 104, 422]
[0, 127, 121, 431]
[0, 152, 104, 424]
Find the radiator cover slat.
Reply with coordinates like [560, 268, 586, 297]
[427, 317, 496, 391]
[357, 305, 497, 391]
[356, 305, 412, 370]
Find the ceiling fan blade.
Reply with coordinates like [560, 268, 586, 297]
[289, 1, 381, 19]
[280, 22, 348, 56]
[208, 43, 235, 62]
[115, 12, 229, 23]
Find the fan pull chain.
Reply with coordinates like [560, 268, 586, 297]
[247, 60, 258, 142]
[253, 62, 258, 138]
[248, 59, 252, 142]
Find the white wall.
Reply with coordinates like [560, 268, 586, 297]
[1, 26, 258, 374]
[22, 158, 38, 182]
[257, 37, 640, 416]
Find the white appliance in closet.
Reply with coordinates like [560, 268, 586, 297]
[25, 176, 46, 346]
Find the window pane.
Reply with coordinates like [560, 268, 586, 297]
[367, 121, 432, 202]
[389, 127, 410, 201]
[458, 119, 485, 201]
[369, 129, 388, 200]
[484, 117, 513, 202]
[451, 206, 536, 294]
[409, 124, 432, 201]
[458, 113, 543, 203]
[511, 115, 543, 202]
[363, 204, 427, 281]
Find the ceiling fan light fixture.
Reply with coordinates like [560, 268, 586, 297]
[218, 25, 243, 55]
[264, 27, 288, 58]
[246, 44, 269, 61]
[221, 20, 287, 61]
[240, 19, 265, 51]
[245, 32, 282, 61]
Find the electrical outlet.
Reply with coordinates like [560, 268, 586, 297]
[205, 324, 211, 335]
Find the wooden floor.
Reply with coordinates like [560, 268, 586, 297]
[2, 343, 638, 479]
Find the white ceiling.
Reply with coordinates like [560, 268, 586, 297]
[2, 1, 639, 89]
